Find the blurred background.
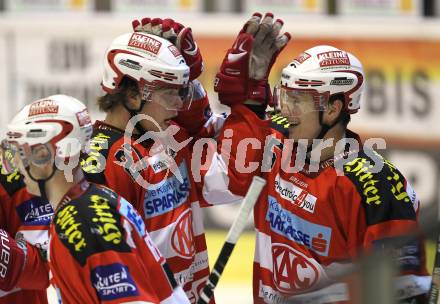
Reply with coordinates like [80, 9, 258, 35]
[0, 0, 439, 303]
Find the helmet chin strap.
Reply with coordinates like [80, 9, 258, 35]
[122, 99, 148, 135]
[305, 110, 342, 158]
[25, 163, 57, 202]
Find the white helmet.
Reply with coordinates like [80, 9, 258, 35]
[102, 32, 190, 102]
[5, 94, 92, 163]
[278, 45, 364, 114]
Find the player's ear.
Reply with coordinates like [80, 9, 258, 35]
[125, 93, 143, 112]
[323, 98, 343, 125]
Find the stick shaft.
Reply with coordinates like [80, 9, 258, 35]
[197, 176, 266, 304]
[429, 233, 440, 304]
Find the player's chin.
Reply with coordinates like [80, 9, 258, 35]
[287, 123, 301, 138]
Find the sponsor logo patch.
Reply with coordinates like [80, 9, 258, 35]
[171, 209, 195, 258]
[28, 99, 59, 117]
[344, 155, 412, 208]
[118, 197, 145, 237]
[294, 52, 311, 64]
[272, 243, 320, 294]
[330, 78, 354, 86]
[76, 108, 92, 127]
[16, 198, 53, 226]
[81, 132, 109, 175]
[144, 162, 191, 218]
[168, 45, 182, 58]
[118, 58, 142, 71]
[26, 130, 47, 138]
[147, 151, 171, 173]
[89, 194, 123, 245]
[266, 196, 331, 256]
[55, 204, 87, 252]
[317, 51, 350, 67]
[274, 174, 316, 214]
[128, 33, 162, 55]
[91, 263, 139, 301]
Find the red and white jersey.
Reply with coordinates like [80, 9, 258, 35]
[200, 105, 430, 303]
[48, 179, 188, 303]
[0, 167, 51, 304]
[81, 103, 214, 302]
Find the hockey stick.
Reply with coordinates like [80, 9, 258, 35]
[429, 232, 440, 303]
[197, 176, 266, 304]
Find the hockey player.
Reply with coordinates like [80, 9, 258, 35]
[0, 166, 50, 304]
[2, 94, 189, 303]
[80, 27, 214, 302]
[202, 13, 430, 303]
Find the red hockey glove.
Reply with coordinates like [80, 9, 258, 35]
[214, 12, 290, 106]
[132, 17, 203, 80]
[0, 229, 26, 291]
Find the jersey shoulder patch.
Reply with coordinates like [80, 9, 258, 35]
[53, 185, 130, 266]
[0, 169, 25, 198]
[81, 127, 123, 185]
[342, 149, 416, 226]
[269, 111, 290, 138]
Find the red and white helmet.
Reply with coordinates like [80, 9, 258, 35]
[4, 95, 93, 169]
[277, 45, 364, 114]
[102, 32, 190, 102]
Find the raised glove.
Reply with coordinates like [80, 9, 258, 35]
[214, 12, 291, 106]
[132, 17, 203, 80]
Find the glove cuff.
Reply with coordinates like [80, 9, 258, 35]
[215, 72, 271, 106]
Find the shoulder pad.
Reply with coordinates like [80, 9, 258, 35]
[342, 149, 416, 226]
[54, 185, 130, 266]
[268, 111, 290, 138]
[0, 169, 25, 197]
[81, 128, 123, 184]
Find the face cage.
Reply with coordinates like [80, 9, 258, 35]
[1, 140, 52, 175]
[274, 85, 330, 124]
[139, 79, 194, 111]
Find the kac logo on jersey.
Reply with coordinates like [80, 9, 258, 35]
[144, 162, 191, 218]
[266, 196, 331, 256]
[171, 209, 195, 258]
[272, 243, 320, 294]
[91, 263, 139, 301]
[16, 198, 54, 226]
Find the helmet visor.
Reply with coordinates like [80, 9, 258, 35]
[275, 85, 329, 124]
[151, 82, 195, 111]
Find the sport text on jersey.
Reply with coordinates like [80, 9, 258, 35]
[89, 194, 123, 245]
[144, 161, 191, 219]
[274, 174, 316, 214]
[55, 205, 86, 252]
[0, 230, 11, 279]
[266, 196, 331, 256]
[343, 154, 412, 206]
[16, 197, 54, 226]
[91, 263, 139, 301]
